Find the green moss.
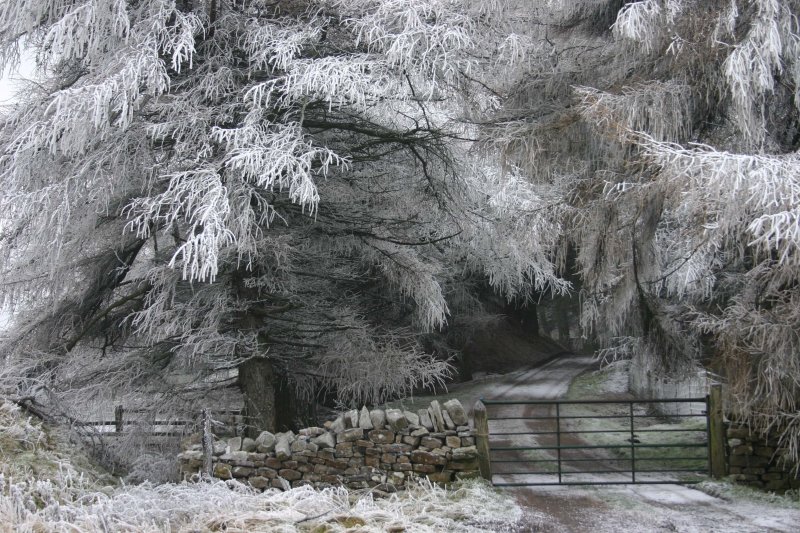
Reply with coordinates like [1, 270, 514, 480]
[333, 515, 367, 527]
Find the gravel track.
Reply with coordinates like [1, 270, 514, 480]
[456, 354, 800, 533]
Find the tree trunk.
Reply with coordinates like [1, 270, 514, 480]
[274, 375, 300, 432]
[238, 358, 277, 437]
[238, 358, 298, 436]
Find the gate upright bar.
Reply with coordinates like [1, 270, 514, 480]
[629, 402, 636, 483]
[555, 402, 562, 484]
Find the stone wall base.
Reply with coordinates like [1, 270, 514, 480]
[726, 423, 799, 492]
[179, 400, 481, 493]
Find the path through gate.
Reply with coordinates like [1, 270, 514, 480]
[478, 394, 724, 487]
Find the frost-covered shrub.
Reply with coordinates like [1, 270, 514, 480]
[0, 401, 45, 454]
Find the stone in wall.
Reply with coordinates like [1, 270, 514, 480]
[359, 407, 373, 430]
[274, 431, 294, 460]
[442, 410, 455, 430]
[404, 410, 420, 426]
[313, 431, 336, 448]
[369, 409, 386, 429]
[346, 409, 359, 429]
[385, 409, 408, 431]
[255, 431, 276, 453]
[417, 409, 433, 430]
[330, 416, 346, 433]
[443, 400, 468, 426]
[429, 401, 446, 432]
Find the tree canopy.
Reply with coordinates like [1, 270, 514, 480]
[1, 0, 799, 469]
[0, 0, 566, 438]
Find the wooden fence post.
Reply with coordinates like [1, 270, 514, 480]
[201, 408, 213, 478]
[114, 405, 124, 433]
[473, 400, 492, 482]
[708, 384, 727, 479]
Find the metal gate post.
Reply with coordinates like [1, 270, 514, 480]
[556, 403, 562, 483]
[629, 402, 636, 483]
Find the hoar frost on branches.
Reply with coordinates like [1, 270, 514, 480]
[486, 0, 800, 467]
[6, 0, 798, 476]
[0, 0, 565, 454]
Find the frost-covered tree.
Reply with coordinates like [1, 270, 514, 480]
[488, 0, 800, 464]
[0, 0, 566, 441]
[6, 0, 798, 473]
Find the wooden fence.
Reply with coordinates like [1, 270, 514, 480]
[75, 406, 244, 438]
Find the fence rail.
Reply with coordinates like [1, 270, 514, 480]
[74, 405, 244, 437]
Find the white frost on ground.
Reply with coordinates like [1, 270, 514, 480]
[0, 399, 531, 532]
[513, 482, 800, 533]
[0, 473, 530, 532]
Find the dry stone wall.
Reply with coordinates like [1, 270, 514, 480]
[178, 399, 480, 492]
[726, 423, 800, 492]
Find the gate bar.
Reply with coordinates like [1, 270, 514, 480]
[491, 427, 707, 436]
[488, 413, 706, 420]
[490, 443, 707, 451]
[481, 397, 707, 405]
[493, 480, 707, 487]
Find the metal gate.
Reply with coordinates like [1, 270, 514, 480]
[481, 397, 712, 486]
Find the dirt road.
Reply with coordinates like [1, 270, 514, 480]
[446, 354, 800, 533]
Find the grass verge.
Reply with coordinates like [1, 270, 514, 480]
[696, 480, 800, 508]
